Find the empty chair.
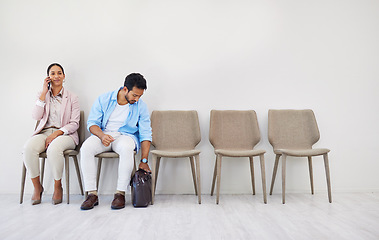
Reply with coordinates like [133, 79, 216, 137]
[209, 110, 267, 204]
[20, 111, 85, 204]
[268, 109, 332, 204]
[150, 110, 201, 204]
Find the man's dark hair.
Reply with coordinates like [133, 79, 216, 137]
[124, 73, 147, 91]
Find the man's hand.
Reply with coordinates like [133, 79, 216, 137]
[100, 134, 115, 147]
[138, 162, 151, 173]
[139, 140, 151, 172]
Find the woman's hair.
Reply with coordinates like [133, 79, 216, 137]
[47, 63, 65, 75]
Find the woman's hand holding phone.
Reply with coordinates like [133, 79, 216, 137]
[39, 77, 51, 102]
[43, 76, 51, 92]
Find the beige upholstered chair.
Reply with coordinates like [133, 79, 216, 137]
[20, 111, 85, 204]
[209, 110, 267, 204]
[150, 110, 201, 204]
[268, 109, 332, 204]
[94, 151, 136, 194]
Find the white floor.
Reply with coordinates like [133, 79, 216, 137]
[1, 192, 379, 240]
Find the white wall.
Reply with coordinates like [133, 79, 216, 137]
[1, 0, 378, 195]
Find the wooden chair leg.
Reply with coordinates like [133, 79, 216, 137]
[41, 157, 46, 185]
[308, 156, 314, 195]
[130, 154, 137, 203]
[282, 154, 287, 204]
[65, 155, 70, 204]
[189, 156, 198, 196]
[20, 164, 27, 204]
[211, 156, 217, 196]
[323, 153, 332, 203]
[259, 154, 267, 204]
[131, 153, 137, 177]
[131, 160, 136, 178]
[73, 155, 84, 195]
[96, 158, 103, 191]
[249, 156, 256, 195]
[151, 154, 157, 205]
[195, 154, 201, 204]
[154, 157, 161, 193]
[216, 155, 222, 204]
[270, 154, 280, 195]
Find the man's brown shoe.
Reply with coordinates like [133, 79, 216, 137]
[80, 194, 98, 210]
[111, 193, 125, 210]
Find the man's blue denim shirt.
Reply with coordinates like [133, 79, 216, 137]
[87, 87, 152, 152]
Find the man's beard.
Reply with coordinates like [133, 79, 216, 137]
[125, 95, 135, 104]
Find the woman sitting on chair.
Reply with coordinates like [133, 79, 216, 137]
[23, 63, 80, 205]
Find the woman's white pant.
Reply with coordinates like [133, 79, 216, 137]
[80, 134, 136, 192]
[23, 128, 76, 180]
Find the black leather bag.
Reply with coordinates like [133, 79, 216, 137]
[130, 169, 152, 207]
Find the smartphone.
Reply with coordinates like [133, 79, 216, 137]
[47, 77, 51, 89]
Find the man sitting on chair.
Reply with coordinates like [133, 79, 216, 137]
[80, 73, 152, 210]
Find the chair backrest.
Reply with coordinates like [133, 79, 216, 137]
[268, 109, 320, 150]
[151, 110, 201, 151]
[76, 111, 85, 151]
[209, 110, 261, 150]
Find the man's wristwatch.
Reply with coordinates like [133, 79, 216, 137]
[141, 158, 148, 164]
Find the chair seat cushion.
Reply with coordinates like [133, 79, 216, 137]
[39, 149, 78, 158]
[64, 149, 79, 155]
[274, 148, 330, 157]
[151, 149, 201, 158]
[215, 149, 266, 157]
[95, 152, 119, 158]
